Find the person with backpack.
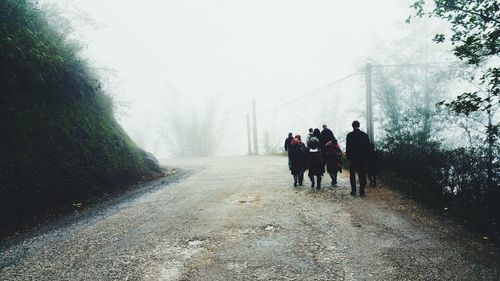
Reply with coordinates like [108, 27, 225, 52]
[324, 139, 343, 186]
[289, 135, 307, 187]
[306, 136, 324, 190]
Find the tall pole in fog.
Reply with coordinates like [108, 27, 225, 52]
[365, 63, 374, 143]
[252, 99, 259, 154]
[246, 114, 252, 155]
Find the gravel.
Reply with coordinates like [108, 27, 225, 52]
[1, 156, 498, 280]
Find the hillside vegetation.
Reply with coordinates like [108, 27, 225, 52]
[0, 0, 162, 234]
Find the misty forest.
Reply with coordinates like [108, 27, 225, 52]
[1, 0, 499, 280]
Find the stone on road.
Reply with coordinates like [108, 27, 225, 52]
[1, 156, 498, 280]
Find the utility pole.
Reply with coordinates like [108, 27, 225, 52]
[365, 63, 374, 143]
[252, 99, 259, 154]
[246, 114, 252, 155]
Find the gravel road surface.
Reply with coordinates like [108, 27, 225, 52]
[1, 156, 499, 280]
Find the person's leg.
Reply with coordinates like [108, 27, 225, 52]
[332, 171, 338, 185]
[349, 164, 357, 195]
[329, 172, 335, 186]
[309, 174, 315, 188]
[358, 165, 367, 195]
[373, 174, 377, 187]
[293, 174, 298, 187]
[317, 175, 322, 190]
[298, 170, 304, 186]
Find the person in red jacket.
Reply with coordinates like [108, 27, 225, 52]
[324, 139, 343, 187]
[289, 136, 307, 187]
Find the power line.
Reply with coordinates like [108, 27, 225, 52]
[373, 61, 459, 68]
[218, 61, 456, 123]
[216, 70, 361, 122]
[257, 71, 361, 115]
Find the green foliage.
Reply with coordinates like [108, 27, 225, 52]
[380, 135, 500, 240]
[410, 0, 499, 192]
[410, 0, 499, 64]
[371, 18, 456, 143]
[409, 0, 499, 140]
[382, 133, 445, 201]
[0, 0, 159, 233]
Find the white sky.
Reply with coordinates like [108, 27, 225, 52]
[42, 0, 421, 157]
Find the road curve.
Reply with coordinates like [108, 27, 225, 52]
[1, 156, 498, 280]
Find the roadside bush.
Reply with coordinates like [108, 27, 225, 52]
[380, 134, 500, 240]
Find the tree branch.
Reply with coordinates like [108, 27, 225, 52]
[438, 2, 500, 25]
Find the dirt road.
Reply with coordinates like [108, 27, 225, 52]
[1, 156, 498, 280]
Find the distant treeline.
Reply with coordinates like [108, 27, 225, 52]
[0, 0, 161, 235]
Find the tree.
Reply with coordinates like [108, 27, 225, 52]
[370, 18, 455, 142]
[410, 0, 499, 190]
[164, 96, 220, 158]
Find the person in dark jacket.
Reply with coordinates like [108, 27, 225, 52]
[324, 139, 343, 186]
[313, 128, 321, 139]
[367, 143, 379, 187]
[284, 132, 293, 169]
[306, 137, 324, 190]
[346, 120, 370, 196]
[308, 128, 321, 149]
[320, 124, 336, 149]
[289, 135, 307, 187]
[284, 132, 293, 152]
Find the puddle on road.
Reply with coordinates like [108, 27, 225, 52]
[261, 224, 281, 232]
[186, 237, 207, 247]
[187, 239, 205, 247]
[236, 195, 262, 204]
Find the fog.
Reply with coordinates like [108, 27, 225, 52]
[40, 0, 459, 157]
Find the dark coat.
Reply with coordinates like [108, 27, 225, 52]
[346, 129, 370, 165]
[324, 141, 343, 173]
[289, 142, 307, 175]
[307, 150, 324, 176]
[320, 128, 335, 148]
[307, 136, 320, 150]
[284, 136, 293, 152]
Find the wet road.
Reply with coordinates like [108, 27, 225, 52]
[1, 156, 498, 280]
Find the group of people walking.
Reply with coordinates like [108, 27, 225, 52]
[284, 121, 378, 197]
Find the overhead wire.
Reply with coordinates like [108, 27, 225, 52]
[217, 61, 459, 123]
[216, 70, 361, 122]
[256, 71, 361, 115]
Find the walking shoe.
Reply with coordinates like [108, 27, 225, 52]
[359, 192, 366, 197]
[294, 182, 297, 187]
[350, 191, 356, 196]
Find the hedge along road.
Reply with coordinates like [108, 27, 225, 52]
[1, 156, 499, 280]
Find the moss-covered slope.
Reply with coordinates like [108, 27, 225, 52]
[0, 0, 161, 231]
